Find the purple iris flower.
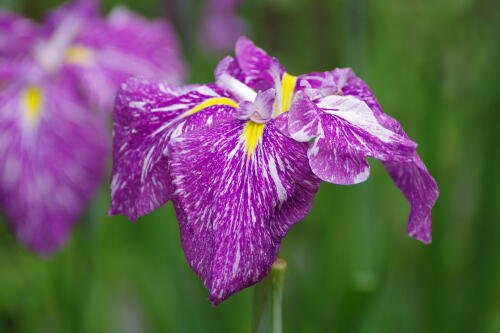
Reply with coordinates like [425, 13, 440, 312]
[110, 69, 320, 305]
[110, 36, 437, 304]
[0, 0, 185, 255]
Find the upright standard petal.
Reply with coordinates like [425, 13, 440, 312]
[0, 76, 107, 255]
[169, 117, 320, 305]
[109, 78, 238, 221]
[339, 72, 438, 243]
[215, 36, 284, 92]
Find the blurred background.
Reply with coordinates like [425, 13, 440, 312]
[1, 0, 500, 332]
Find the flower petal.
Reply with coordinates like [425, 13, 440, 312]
[223, 36, 283, 91]
[308, 137, 371, 185]
[316, 94, 417, 160]
[340, 73, 438, 243]
[169, 118, 319, 305]
[0, 77, 108, 255]
[298, 68, 355, 93]
[288, 92, 323, 142]
[109, 78, 237, 221]
[214, 56, 246, 84]
[289, 92, 416, 185]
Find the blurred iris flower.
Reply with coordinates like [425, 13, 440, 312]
[0, 0, 185, 255]
[110, 37, 437, 304]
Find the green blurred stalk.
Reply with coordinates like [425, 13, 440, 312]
[253, 258, 287, 333]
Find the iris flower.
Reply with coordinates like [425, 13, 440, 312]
[0, 0, 185, 254]
[110, 37, 437, 304]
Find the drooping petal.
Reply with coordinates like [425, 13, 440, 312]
[317, 95, 416, 156]
[289, 92, 416, 185]
[339, 71, 404, 131]
[169, 117, 320, 305]
[109, 78, 238, 221]
[339, 72, 438, 243]
[0, 76, 107, 255]
[308, 137, 371, 185]
[384, 158, 436, 243]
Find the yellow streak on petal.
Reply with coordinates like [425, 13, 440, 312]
[22, 85, 43, 124]
[65, 45, 94, 65]
[241, 121, 265, 159]
[184, 97, 239, 117]
[281, 72, 297, 112]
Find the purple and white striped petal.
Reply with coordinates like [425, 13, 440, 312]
[298, 68, 354, 96]
[289, 92, 416, 185]
[214, 55, 246, 84]
[215, 37, 285, 92]
[109, 78, 237, 221]
[0, 76, 107, 255]
[235, 36, 276, 88]
[169, 117, 320, 305]
[339, 72, 438, 243]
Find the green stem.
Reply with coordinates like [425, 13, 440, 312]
[253, 258, 287, 333]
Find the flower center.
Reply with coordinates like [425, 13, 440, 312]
[216, 71, 297, 119]
[65, 45, 94, 66]
[216, 70, 298, 159]
[21, 85, 43, 126]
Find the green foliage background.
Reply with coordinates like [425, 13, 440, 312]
[1, 0, 500, 332]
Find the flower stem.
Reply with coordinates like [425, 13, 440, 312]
[253, 257, 287, 333]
